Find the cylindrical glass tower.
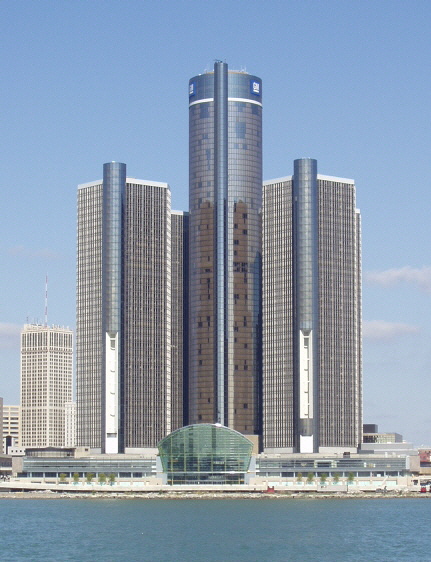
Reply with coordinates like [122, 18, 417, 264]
[293, 158, 319, 452]
[188, 62, 262, 436]
[102, 161, 126, 454]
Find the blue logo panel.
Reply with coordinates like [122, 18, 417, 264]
[250, 80, 260, 96]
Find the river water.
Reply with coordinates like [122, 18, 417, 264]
[1, 497, 429, 561]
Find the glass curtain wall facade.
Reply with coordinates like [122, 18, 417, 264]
[122, 179, 172, 449]
[77, 164, 179, 452]
[158, 424, 253, 484]
[263, 160, 362, 452]
[262, 176, 294, 451]
[188, 62, 262, 436]
[171, 211, 189, 430]
[76, 178, 103, 450]
[318, 175, 362, 449]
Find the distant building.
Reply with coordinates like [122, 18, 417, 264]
[359, 441, 417, 457]
[419, 449, 431, 466]
[362, 424, 403, 444]
[363, 433, 403, 444]
[3, 405, 21, 453]
[263, 159, 362, 453]
[20, 324, 73, 447]
[359, 424, 415, 456]
[0, 398, 2, 454]
[76, 162, 186, 453]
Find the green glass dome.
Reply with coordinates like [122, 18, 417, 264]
[158, 424, 253, 485]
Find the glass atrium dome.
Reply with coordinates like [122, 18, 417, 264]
[158, 424, 253, 485]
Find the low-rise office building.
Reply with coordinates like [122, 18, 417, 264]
[254, 452, 412, 489]
[9, 425, 416, 491]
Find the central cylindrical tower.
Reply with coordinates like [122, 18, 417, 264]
[188, 62, 262, 436]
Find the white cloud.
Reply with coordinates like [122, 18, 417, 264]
[365, 266, 431, 293]
[0, 323, 21, 349]
[7, 245, 59, 260]
[363, 320, 419, 340]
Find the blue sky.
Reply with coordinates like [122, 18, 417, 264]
[1, 0, 430, 445]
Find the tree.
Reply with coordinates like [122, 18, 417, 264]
[333, 473, 340, 484]
[59, 473, 67, 483]
[320, 473, 328, 486]
[86, 472, 94, 484]
[296, 472, 303, 483]
[98, 473, 107, 485]
[347, 472, 355, 486]
[73, 472, 80, 484]
[306, 472, 314, 484]
[108, 473, 116, 486]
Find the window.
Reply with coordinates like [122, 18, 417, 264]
[236, 122, 246, 138]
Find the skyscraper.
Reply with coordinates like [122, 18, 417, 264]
[20, 324, 73, 448]
[188, 61, 263, 437]
[76, 163, 185, 452]
[263, 159, 362, 453]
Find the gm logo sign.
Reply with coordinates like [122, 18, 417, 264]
[189, 82, 195, 96]
[251, 80, 260, 96]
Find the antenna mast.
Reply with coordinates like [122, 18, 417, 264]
[45, 274, 48, 326]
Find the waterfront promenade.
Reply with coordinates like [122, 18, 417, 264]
[0, 490, 429, 500]
[0, 479, 427, 498]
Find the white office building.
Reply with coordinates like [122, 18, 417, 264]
[20, 324, 73, 447]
